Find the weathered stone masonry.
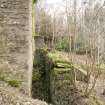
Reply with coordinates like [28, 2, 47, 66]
[0, 0, 33, 95]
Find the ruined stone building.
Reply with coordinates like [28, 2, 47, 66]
[0, 0, 33, 96]
[0, 0, 99, 105]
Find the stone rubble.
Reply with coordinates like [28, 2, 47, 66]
[0, 81, 48, 105]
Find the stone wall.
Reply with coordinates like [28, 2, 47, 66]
[50, 63, 86, 105]
[34, 36, 45, 49]
[50, 68, 75, 105]
[32, 49, 53, 102]
[0, 0, 33, 95]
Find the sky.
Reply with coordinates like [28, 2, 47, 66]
[45, 0, 104, 9]
[46, 0, 63, 4]
[46, 0, 105, 4]
[39, 0, 105, 16]
[46, 0, 82, 7]
[45, 0, 82, 15]
[45, 0, 65, 14]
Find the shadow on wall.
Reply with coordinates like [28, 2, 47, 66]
[34, 35, 53, 50]
[32, 49, 54, 103]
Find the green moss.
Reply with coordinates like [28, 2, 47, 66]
[48, 51, 70, 63]
[7, 80, 21, 87]
[48, 51, 74, 69]
[54, 68, 72, 73]
[55, 60, 72, 65]
[0, 75, 22, 88]
[32, 70, 41, 81]
[55, 62, 72, 68]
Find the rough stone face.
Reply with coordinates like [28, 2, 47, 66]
[50, 68, 75, 105]
[0, 0, 33, 95]
[34, 36, 45, 49]
[32, 49, 53, 102]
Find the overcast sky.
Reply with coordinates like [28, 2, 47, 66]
[46, 0, 65, 13]
[46, 0, 63, 4]
[45, 0, 104, 8]
[39, 0, 105, 15]
[45, 0, 82, 15]
[46, 0, 82, 6]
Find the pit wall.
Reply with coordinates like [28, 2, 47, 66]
[32, 49, 53, 102]
[50, 68, 76, 105]
[50, 66, 87, 105]
[0, 0, 33, 95]
[32, 49, 88, 104]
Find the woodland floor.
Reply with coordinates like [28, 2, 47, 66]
[72, 53, 105, 105]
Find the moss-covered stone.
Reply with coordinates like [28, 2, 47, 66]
[32, 69, 41, 81]
[0, 74, 21, 88]
[7, 80, 21, 87]
[55, 62, 72, 68]
[48, 51, 70, 63]
[0, 0, 33, 95]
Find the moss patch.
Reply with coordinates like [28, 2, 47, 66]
[32, 69, 41, 81]
[48, 51, 70, 63]
[32, 49, 54, 102]
[0, 75, 21, 88]
[7, 80, 21, 87]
